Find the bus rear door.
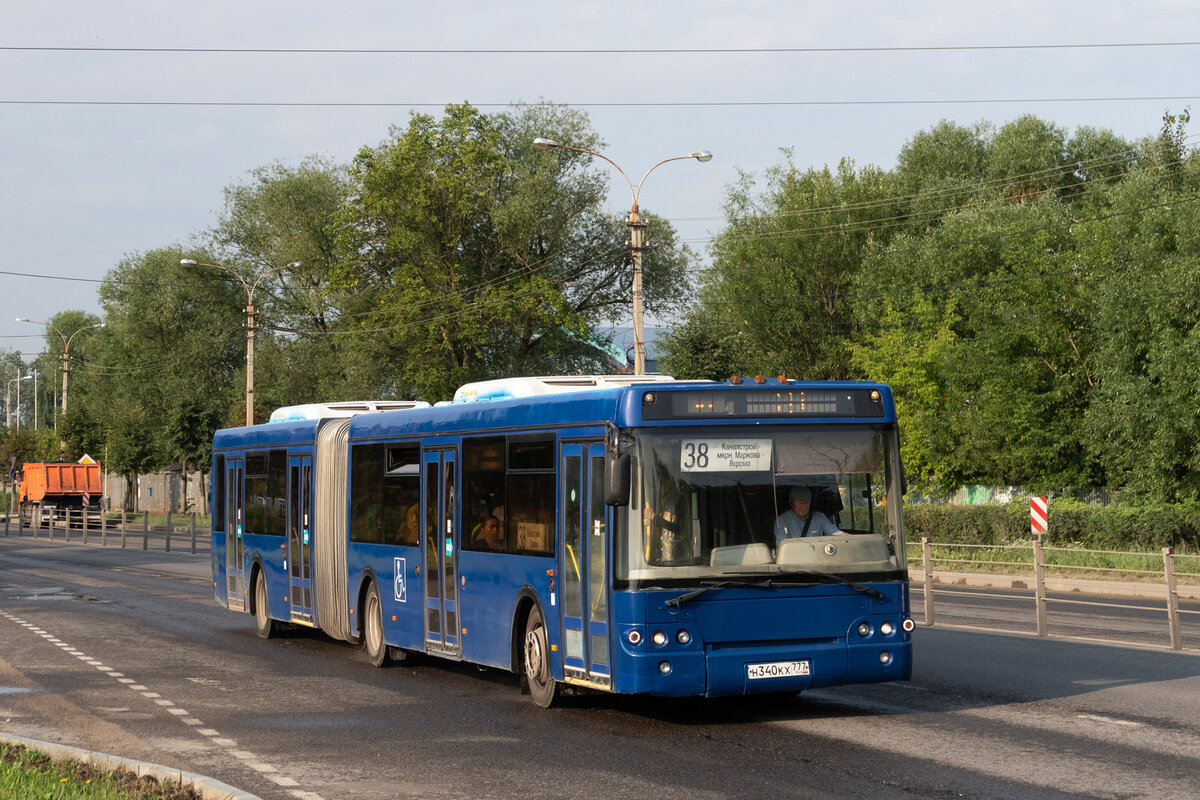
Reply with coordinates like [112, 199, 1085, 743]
[225, 457, 245, 611]
[288, 454, 314, 624]
[560, 442, 611, 687]
[423, 448, 461, 658]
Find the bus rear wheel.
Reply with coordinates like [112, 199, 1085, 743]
[254, 571, 275, 639]
[364, 584, 389, 667]
[523, 606, 557, 708]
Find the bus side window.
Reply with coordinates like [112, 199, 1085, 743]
[384, 445, 421, 546]
[507, 435, 555, 556]
[463, 437, 506, 552]
[213, 455, 225, 531]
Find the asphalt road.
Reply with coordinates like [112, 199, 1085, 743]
[2, 534, 1199, 800]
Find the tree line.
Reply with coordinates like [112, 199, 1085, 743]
[662, 110, 1199, 501]
[2, 104, 1197, 504]
[1, 103, 691, 502]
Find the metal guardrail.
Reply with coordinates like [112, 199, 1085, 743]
[910, 536, 1200, 651]
[3, 505, 207, 555]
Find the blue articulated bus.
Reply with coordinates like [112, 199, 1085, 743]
[211, 375, 913, 707]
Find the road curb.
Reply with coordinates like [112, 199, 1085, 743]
[0, 732, 264, 800]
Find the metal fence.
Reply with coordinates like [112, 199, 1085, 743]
[910, 536, 1200, 651]
[6, 510, 1197, 650]
[3, 505, 208, 555]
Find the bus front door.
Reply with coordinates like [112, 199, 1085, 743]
[423, 448, 461, 658]
[225, 457, 245, 611]
[560, 442, 611, 687]
[288, 455, 314, 624]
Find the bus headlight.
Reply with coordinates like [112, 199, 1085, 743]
[879, 651, 893, 665]
[658, 661, 672, 675]
[676, 629, 691, 645]
[879, 621, 895, 636]
[627, 630, 642, 645]
[902, 618, 916, 632]
[857, 622, 872, 637]
[651, 631, 668, 646]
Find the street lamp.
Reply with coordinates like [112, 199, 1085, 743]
[16, 318, 105, 416]
[532, 137, 712, 375]
[180, 259, 300, 426]
[6, 374, 32, 429]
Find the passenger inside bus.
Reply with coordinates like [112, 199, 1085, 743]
[399, 503, 421, 545]
[773, 485, 843, 546]
[472, 515, 503, 551]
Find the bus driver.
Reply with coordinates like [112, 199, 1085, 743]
[774, 485, 842, 546]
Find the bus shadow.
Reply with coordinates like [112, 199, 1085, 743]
[243, 623, 1200, 725]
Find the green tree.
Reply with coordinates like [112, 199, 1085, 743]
[93, 246, 246, 487]
[211, 156, 352, 405]
[854, 190, 1096, 490]
[1080, 123, 1200, 501]
[25, 310, 105, 441]
[669, 153, 901, 381]
[658, 315, 749, 380]
[331, 103, 693, 401]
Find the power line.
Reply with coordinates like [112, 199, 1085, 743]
[688, 189, 1200, 277]
[4, 95, 1200, 109]
[3, 42, 1198, 55]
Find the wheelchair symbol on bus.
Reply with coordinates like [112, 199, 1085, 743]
[394, 557, 407, 603]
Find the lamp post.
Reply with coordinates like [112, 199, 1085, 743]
[532, 138, 712, 375]
[180, 259, 300, 426]
[16, 318, 105, 417]
[7, 374, 32, 428]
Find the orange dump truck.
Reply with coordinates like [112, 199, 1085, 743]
[18, 461, 101, 513]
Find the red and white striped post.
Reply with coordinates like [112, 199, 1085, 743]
[1031, 496, 1049, 636]
[1031, 496, 1048, 535]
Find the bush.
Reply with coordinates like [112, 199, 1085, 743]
[903, 499, 1200, 552]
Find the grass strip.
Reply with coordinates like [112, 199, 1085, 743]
[0, 744, 202, 800]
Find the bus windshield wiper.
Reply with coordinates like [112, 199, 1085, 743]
[775, 569, 888, 601]
[664, 576, 773, 608]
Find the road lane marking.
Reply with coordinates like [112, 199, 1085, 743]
[0, 609, 327, 800]
[1077, 713, 1142, 727]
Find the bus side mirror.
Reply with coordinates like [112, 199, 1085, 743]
[605, 452, 631, 506]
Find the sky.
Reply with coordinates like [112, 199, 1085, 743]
[2, 0, 1199, 363]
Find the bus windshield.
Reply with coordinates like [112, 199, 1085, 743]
[618, 425, 906, 585]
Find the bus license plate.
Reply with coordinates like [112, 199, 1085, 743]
[746, 660, 810, 680]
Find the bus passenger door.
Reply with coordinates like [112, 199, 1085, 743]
[423, 448, 461, 658]
[288, 455, 314, 624]
[559, 442, 611, 686]
[225, 458, 246, 611]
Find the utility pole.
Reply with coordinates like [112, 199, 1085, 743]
[531, 139, 711, 375]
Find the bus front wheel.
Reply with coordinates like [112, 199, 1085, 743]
[364, 584, 389, 667]
[523, 606, 557, 708]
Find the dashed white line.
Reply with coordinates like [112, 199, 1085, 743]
[1, 610, 327, 800]
[1078, 713, 1142, 728]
